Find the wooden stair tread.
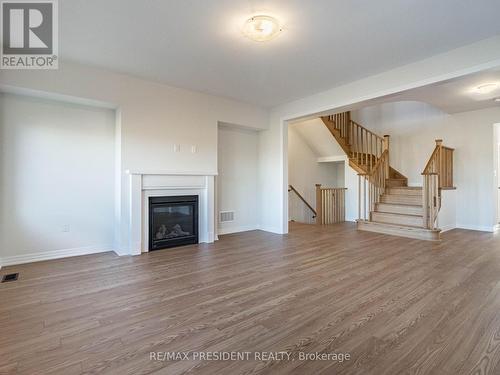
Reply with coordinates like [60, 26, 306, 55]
[376, 202, 422, 207]
[371, 221, 424, 229]
[375, 202, 424, 216]
[357, 220, 441, 241]
[372, 211, 422, 218]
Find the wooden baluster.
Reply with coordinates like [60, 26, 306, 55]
[326, 189, 330, 224]
[333, 190, 335, 223]
[330, 190, 332, 224]
[423, 176, 428, 228]
[364, 177, 367, 220]
[337, 190, 340, 223]
[435, 139, 442, 188]
[326, 190, 330, 224]
[450, 150, 453, 187]
[356, 124, 359, 157]
[369, 132, 372, 169]
[342, 189, 345, 221]
[315, 184, 322, 225]
[358, 176, 361, 220]
[383, 135, 390, 177]
[363, 129, 367, 166]
[323, 189, 326, 224]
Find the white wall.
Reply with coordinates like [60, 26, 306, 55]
[290, 118, 345, 157]
[288, 125, 343, 223]
[0, 62, 268, 255]
[495, 123, 500, 226]
[217, 125, 259, 234]
[258, 36, 500, 234]
[351, 101, 448, 184]
[0, 94, 115, 263]
[352, 102, 500, 231]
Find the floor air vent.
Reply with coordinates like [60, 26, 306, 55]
[220, 211, 235, 223]
[1, 273, 19, 283]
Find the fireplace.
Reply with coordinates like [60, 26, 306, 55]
[149, 195, 199, 250]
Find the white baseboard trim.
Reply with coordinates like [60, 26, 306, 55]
[0, 244, 114, 267]
[456, 224, 497, 233]
[218, 225, 260, 235]
[260, 225, 286, 234]
[440, 224, 457, 233]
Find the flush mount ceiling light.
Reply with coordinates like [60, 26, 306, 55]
[474, 83, 498, 94]
[242, 15, 282, 42]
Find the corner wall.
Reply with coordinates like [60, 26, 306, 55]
[217, 125, 259, 234]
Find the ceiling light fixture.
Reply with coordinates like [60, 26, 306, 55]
[243, 15, 282, 42]
[495, 98, 500, 102]
[474, 83, 498, 94]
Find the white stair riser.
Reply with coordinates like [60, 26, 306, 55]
[371, 212, 424, 227]
[375, 203, 423, 216]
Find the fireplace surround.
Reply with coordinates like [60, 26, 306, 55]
[127, 171, 215, 256]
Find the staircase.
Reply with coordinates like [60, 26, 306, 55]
[358, 186, 440, 241]
[321, 113, 455, 241]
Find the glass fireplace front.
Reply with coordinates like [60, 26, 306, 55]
[149, 195, 198, 250]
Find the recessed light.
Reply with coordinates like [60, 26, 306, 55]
[243, 15, 282, 42]
[475, 83, 498, 94]
[495, 98, 500, 102]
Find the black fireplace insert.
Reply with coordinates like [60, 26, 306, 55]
[149, 195, 198, 250]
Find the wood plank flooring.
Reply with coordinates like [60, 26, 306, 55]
[1, 223, 500, 374]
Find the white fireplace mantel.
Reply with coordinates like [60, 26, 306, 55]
[127, 170, 216, 256]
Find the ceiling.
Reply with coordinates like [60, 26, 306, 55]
[386, 68, 500, 114]
[60, 0, 500, 108]
[333, 67, 500, 115]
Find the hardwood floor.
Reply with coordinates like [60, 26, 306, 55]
[1, 223, 500, 374]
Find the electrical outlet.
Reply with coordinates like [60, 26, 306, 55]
[61, 224, 70, 232]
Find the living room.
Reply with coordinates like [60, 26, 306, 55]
[1, 1, 500, 374]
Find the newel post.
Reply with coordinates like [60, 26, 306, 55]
[383, 135, 390, 176]
[315, 184, 322, 225]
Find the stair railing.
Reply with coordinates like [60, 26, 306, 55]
[288, 185, 317, 219]
[324, 112, 389, 173]
[358, 150, 389, 221]
[315, 185, 347, 224]
[421, 139, 455, 229]
[349, 120, 387, 173]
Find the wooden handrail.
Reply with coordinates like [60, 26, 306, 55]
[422, 139, 454, 189]
[288, 185, 317, 217]
[422, 139, 454, 229]
[350, 120, 385, 142]
[422, 146, 440, 175]
[316, 185, 347, 224]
